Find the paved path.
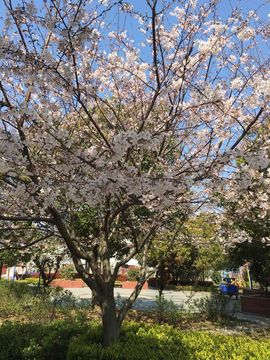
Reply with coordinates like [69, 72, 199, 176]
[68, 287, 270, 327]
[70, 287, 209, 300]
[70, 287, 211, 311]
[234, 312, 270, 327]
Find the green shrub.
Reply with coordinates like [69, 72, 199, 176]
[13, 278, 40, 285]
[60, 264, 76, 280]
[67, 340, 102, 360]
[0, 282, 77, 322]
[210, 270, 222, 285]
[0, 321, 269, 360]
[0, 322, 41, 360]
[67, 322, 270, 360]
[0, 282, 37, 319]
[155, 295, 182, 326]
[50, 287, 76, 308]
[191, 289, 240, 320]
[127, 268, 140, 281]
[0, 321, 89, 360]
[165, 284, 214, 292]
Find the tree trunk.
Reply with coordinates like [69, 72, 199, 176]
[158, 288, 163, 299]
[101, 288, 120, 347]
[0, 262, 3, 279]
[91, 288, 100, 308]
[157, 261, 167, 299]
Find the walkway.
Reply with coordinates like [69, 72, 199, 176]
[68, 287, 270, 327]
[69, 287, 209, 311]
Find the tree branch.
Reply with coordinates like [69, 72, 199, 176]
[230, 108, 264, 150]
[0, 232, 55, 251]
[0, 215, 54, 223]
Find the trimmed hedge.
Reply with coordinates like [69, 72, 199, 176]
[147, 278, 214, 290]
[0, 321, 88, 360]
[0, 321, 269, 360]
[165, 284, 214, 292]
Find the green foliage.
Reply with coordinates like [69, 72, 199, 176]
[191, 290, 239, 321]
[50, 287, 76, 308]
[73, 206, 100, 239]
[220, 193, 270, 292]
[148, 213, 224, 293]
[210, 270, 222, 285]
[165, 284, 214, 292]
[15, 278, 40, 285]
[176, 214, 225, 282]
[72, 204, 131, 260]
[0, 321, 269, 360]
[0, 282, 76, 323]
[127, 268, 140, 281]
[228, 240, 270, 293]
[155, 296, 182, 326]
[60, 264, 76, 280]
[0, 249, 31, 267]
[0, 321, 88, 360]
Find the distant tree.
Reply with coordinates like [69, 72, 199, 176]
[0, 237, 67, 286]
[31, 241, 68, 287]
[0, 249, 30, 278]
[179, 214, 225, 282]
[216, 132, 270, 294]
[228, 240, 270, 294]
[219, 210, 270, 294]
[148, 213, 224, 296]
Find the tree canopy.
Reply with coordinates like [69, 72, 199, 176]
[0, 0, 270, 345]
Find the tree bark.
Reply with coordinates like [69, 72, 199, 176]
[91, 288, 100, 308]
[101, 286, 120, 346]
[158, 288, 163, 299]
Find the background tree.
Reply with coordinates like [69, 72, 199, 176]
[0, 236, 67, 286]
[178, 214, 225, 283]
[215, 117, 270, 293]
[148, 213, 224, 297]
[0, 0, 269, 345]
[30, 240, 68, 287]
[228, 240, 270, 294]
[0, 248, 30, 279]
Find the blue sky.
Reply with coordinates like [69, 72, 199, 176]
[0, 0, 269, 63]
[0, 0, 269, 24]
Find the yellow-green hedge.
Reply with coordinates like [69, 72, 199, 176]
[0, 320, 269, 360]
[68, 322, 270, 360]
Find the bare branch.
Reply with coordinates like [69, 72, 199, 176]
[230, 108, 264, 150]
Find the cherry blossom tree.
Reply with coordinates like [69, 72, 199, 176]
[214, 119, 270, 292]
[0, 0, 269, 345]
[215, 118, 270, 246]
